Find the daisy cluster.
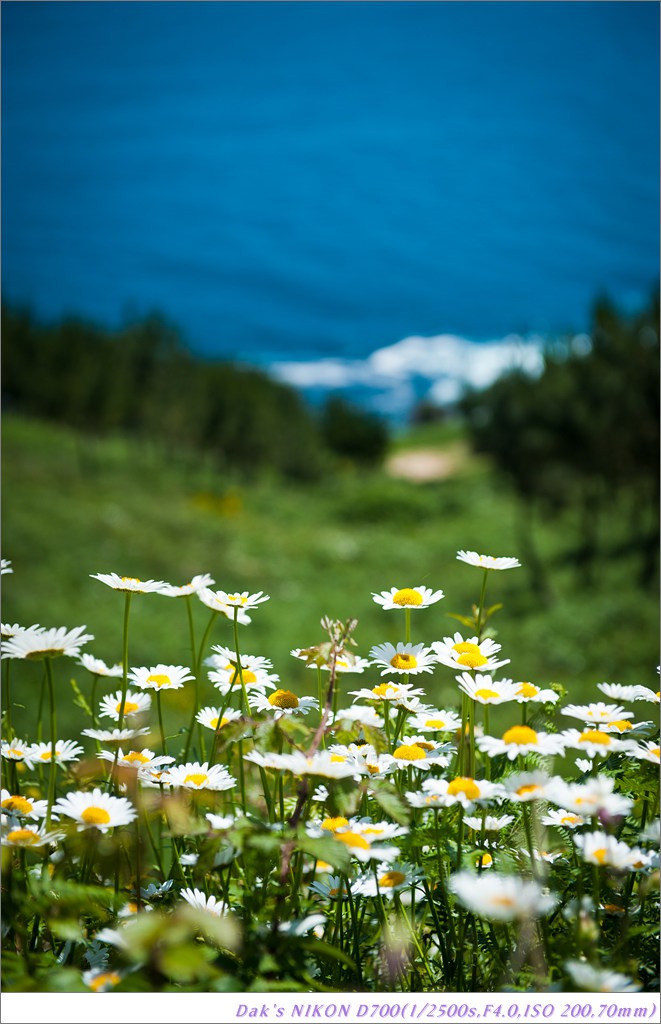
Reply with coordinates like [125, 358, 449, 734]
[0, 553, 658, 996]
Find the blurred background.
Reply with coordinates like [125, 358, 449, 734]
[1, 1, 659, 736]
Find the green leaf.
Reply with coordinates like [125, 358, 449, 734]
[368, 781, 411, 825]
[300, 938, 356, 970]
[294, 832, 351, 872]
[68, 677, 93, 718]
[446, 612, 478, 628]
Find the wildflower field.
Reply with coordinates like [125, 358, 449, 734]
[1, 546, 659, 1000]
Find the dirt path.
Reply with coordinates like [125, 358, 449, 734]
[385, 441, 467, 482]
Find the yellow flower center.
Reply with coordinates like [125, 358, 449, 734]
[115, 701, 139, 714]
[122, 751, 150, 765]
[453, 642, 481, 655]
[335, 831, 370, 850]
[362, 827, 384, 835]
[516, 784, 541, 797]
[592, 848, 608, 865]
[578, 730, 611, 746]
[561, 814, 582, 825]
[372, 683, 394, 698]
[40, 751, 53, 761]
[7, 748, 24, 759]
[393, 743, 426, 761]
[457, 652, 489, 668]
[231, 668, 257, 685]
[586, 709, 610, 718]
[492, 896, 516, 908]
[608, 720, 632, 732]
[650, 747, 660, 759]
[478, 853, 493, 868]
[321, 816, 349, 832]
[392, 588, 423, 607]
[208, 717, 229, 730]
[502, 726, 538, 745]
[390, 653, 417, 670]
[184, 773, 208, 787]
[147, 673, 171, 688]
[366, 763, 381, 775]
[228, 594, 248, 604]
[2, 795, 33, 814]
[474, 688, 500, 700]
[379, 870, 406, 887]
[447, 777, 480, 800]
[425, 718, 447, 729]
[81, 806, 111, 826]
[268, 689, 299, 709]
[89, 971, 121, 992]
[7, 828, 40, 846]
[516, 683, 539, 698]
[330, 754, 346, 762]
[121, 576, 141, 583]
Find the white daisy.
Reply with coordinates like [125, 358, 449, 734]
[329, 704, 384, 729]
[1, 790, 49, 821]
[477, 725, 566, 760]
[371, 586, 444, 611]
[573, 831, 651, 871]
[162, 761, 237, 791]
[205, 812, 237, 831]
[2, 625, 94, 660]
[349, 680, 427, 705]
[210, 589, 269, 611]
[197, 587, 252, 623]
[633, 686, 660, 704]
[464, 814, 515, 832]
[626, 740, 660, 765]
[157, 574, 216, 597]
[290, 647, 370, 673]
[331, 830, 400, 864]
[207, 646, 274, 673]
[456, 550, 521, 571]
[98, 748, 175, 771]
[449, 871, 555, 919]
[598, 718, 649, 735]
[82, 969, 125, 992]
[561, 702, 634, 725]
[413, 776, 505, 811]
[210, 665, 279, 694]
[541, 808, 588, 830]
[195, 707, 243, 731]
[129, 664, 194, 691]
[559, 728, 636, 757]
[432, 634, 510, 672]
[1, 558, 13, 574]
[1, 622, 41, 639]
[502, 771, 557, 803]
[27, 739, 84, 766]
[457, 673, 520, 705]
[244, 749, 358, 780]
[348, 818, 409, 842]
[53, 788, 137, 832]
[546, 776, 633, 818]
[81, 726, 151, 743]
[511, 681, 559, 704]
[78, 654, 123, 678]
[1, 823, 63, 848]
[369, 642, 436, 676]
[1, 739, 35, 765]
[388, 738, 452, 769]
[408, 708, 463, 733]
[180, 887, 229, 916]
[596, 682, 643, 702]
[90, 573, 167, 593]
[308, 874, 357, 900]
[565, 960, 641, 993]
[249, 689, 319, 719]
[98, 689, 152, 721]
[353, 863, 424, 898]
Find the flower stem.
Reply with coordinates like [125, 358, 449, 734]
[116, 592, 133, 731]
[3, 658, 13, 738]
[156, 691, 168, 756]
[44, 657, 58, 829]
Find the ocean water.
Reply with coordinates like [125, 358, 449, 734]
[2, 1, 659, 415]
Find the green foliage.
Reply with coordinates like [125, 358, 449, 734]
[320, 396, 389, 465]
[1, 303, 329, 481]
[461, 293, 659, 586]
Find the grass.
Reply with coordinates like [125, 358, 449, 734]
[2, 412, 658, 741]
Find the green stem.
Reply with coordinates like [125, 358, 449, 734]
[116, 592, 133, 731]
[522, 802, 539, 881]
[44, 658, 58, 829]
[405, 607, 411, 644]
[3, 659, 13, 738]
[456, 804, 464, 871]
[156, 692, 168, 756]
[90, 674, 99, 728]
[182, 596, 200, 762]
[476, 568, 489, 640]
[483, 704, 491, 780]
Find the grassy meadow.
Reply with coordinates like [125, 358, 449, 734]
[2, 411, 657, 744]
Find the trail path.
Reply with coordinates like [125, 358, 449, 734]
[384, 441, 467, 482]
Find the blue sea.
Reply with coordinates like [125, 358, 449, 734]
[2, 1, 659, 416]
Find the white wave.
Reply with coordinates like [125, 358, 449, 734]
[270, 331, 548, 405]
